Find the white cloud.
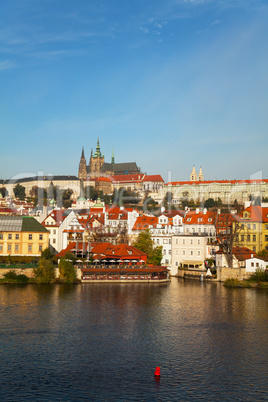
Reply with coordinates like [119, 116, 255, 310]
[0, 60, 15, 71]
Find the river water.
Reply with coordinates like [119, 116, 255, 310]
[0, 279, 267, 401]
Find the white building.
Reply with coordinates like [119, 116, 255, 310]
[42, 209, 77, 253]
[170, 235, 212, 276]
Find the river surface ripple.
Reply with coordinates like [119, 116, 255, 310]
[0, 279, 267, 401]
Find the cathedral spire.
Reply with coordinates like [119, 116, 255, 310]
[81, 146, 85, 159]
[111, 148, 115, 165]
[94, 137, 102, 157]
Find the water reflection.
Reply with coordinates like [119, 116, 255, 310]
[0, 279, 267, 401]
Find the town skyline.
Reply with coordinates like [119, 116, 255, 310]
[1, 0, 267, 180]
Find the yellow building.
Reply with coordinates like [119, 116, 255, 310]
[236, 206, 268, 253]
[0, 216, 49, 256]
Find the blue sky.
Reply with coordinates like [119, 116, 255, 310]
[1, 0, 267, 182]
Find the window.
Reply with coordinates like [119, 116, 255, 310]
[247, 224, 250, 229]
[256, 263, 259, 268]
[183, 239, 185, 245]
[253, 247, 256, 252]
[15, 234, 19, 240]
[28, 245, 32, 252]
[0, 244, 3, 251]
[29, 234, 32, 240]
[251, 262, 254, 267]
[169, 250, 171, 255]
[198, 240, 200, 245]
[53, 239, 56, 244]
[39, 245, 42, 252]
[190, 250, 193, 255]
[241, 235, 244, 241]
[176, 239, 178, 244]
[163, 239, 168, 244]
[247, 235, 250, 242]
[190, 239, 193, 245]
[0, 234, 3, 240]
[182, 250, 185, 255]
[15, 244, 19, 252]
[8, 234, 12, 240]
[39, 234, 43, 240]
[8, 244, 12, 251]
[175, 261, 178, 266]
[253, 224, 256, 230]
[265, 235, 268, 242]
[253, 235, 256, 242]
[165, 259, 169, 264]
[53, 229, 56, 235]
[169, 239, 171, 244]
[156, 239, 159, 244]
[241, 224, 244, 229]
[197, 250, 200, 256]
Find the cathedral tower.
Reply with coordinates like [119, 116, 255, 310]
[78, 147, 87, 180]
[89, 138, 105, 175]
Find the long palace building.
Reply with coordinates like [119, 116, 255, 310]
[152, 166, 268, 204]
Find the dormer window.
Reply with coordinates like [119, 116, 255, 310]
[187, 218, 191, 222]
[198, 218, 202, 222]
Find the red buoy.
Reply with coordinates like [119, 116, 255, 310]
[154, 366, 161, 376]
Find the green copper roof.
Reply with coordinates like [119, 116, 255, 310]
[94, 138, 103, 158]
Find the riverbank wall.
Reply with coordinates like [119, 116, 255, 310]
[176, 266, 252, 282]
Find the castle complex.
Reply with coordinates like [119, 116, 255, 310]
[78, 139, 141, 180]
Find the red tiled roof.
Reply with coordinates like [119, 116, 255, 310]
[233, 247, 256, 261]
[42, 209, 68, 227]
[239, 205, 263, 223]
[166, 179, 268, 186]
[132, 216, 158, 230]
[183, 210, 216, 225]
[91, 242, 147, 261]
[111, 174, 145, 183]
[142, 175, 164, 182]
[95, 177, 112, 182]
[56, 241, 91, 257]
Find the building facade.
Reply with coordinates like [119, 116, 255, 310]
[0, 216, 49, 256]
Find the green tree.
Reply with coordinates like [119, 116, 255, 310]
[62, 189, 73, 208]
[33, 258, 55, 283]
[0, 187, 7, 197]
[41, 247, 54, 260]
[257, 249, 268, 259]
[133, 229, 162, 266]
[58, 258, 77, 283]
[13, 183, 26, 200]
[204, 198, 216, 208]
[163, 191, 173, 209]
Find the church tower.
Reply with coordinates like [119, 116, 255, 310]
[78, 147, 87, 180]
[89, 138, 105, 176]
[190, 165, 197, 181]
[198, 166, 204, 181]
